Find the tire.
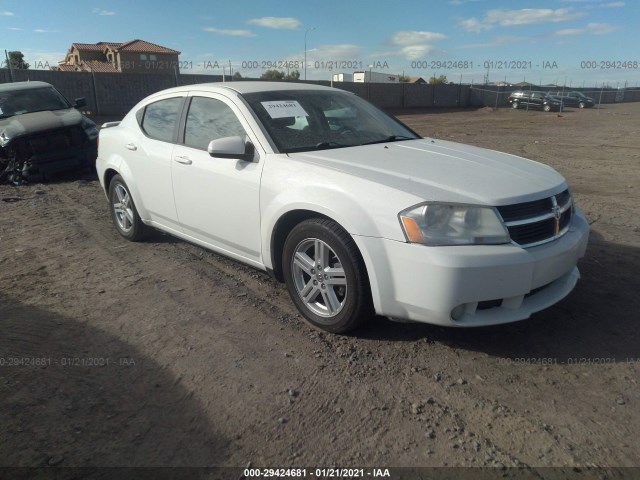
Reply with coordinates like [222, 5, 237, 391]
[511, 102, 519, 109]
[543, 104, 551, 112]
[578, 102, 585, 109]
[108, 174, 149, 241]
[282, 218, 372, 333]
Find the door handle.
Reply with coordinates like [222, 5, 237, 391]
[174, 155, 193, 165]
[125, 143, 137, 151]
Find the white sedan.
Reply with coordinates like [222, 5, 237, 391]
[97, 82, 589, 333]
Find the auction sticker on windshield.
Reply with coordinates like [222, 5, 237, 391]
[261, 100, 308, 118]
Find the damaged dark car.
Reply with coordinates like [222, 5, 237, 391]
[0, 81, 98, 184]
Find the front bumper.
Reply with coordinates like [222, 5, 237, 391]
[28, 140, 97, 173]
[358, 208, 589, 327]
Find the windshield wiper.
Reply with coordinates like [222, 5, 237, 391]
[315, 141, 348, 150]
[361, 135, 415, 146]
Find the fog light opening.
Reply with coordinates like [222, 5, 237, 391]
[451, 304, 466, 321]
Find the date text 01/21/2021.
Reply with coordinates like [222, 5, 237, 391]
[0, 357, 136, 367]
[243, 468, 391, 477]
[494, 358, 640, 366]
[409, 60, 559, 70]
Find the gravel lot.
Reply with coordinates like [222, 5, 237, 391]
[1, 103, 638, 475]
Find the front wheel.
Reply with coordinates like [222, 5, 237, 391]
[578, 102, 585, 109]
[282, 218, 372, 333]
[108, 174, 149, 241]
[511, 102, 519, 109]
[543, 104, 552, 112]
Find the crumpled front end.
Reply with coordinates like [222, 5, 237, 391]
[0, 113, 98, 185]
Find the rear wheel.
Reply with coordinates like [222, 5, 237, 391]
[543, 104, 552, 112]
[578, 102, 585, 109]
[282, 218, 372, 333]
[108, 174, 149, 241]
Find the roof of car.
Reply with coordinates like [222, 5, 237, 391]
[150, 81, 340, 97]
[0, 81, 54, 92]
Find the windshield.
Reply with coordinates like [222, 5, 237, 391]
[242, 89, 420, 153]
[0, 87, 71, 118]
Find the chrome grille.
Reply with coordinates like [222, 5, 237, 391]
[497, 190, 573, 248]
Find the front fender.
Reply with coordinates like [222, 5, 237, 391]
[261, 186, 386, 270]
[260, 186, 405, 316]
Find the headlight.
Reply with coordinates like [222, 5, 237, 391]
[399, 203, 510, 246]
[81, 117, 99, 141]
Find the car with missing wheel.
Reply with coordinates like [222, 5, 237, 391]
[96, 82, 589, 333]
[507, 91, 564, 112]
[0, 81, 98, 184]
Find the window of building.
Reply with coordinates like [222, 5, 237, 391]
[140, 54, 147, 61]
[149, 54, 157, 61]
[184, 97, 246, 150]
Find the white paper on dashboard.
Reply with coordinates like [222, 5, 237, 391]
[261, 101, 309, 119]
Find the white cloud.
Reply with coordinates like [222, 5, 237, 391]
[399, 45, 436, 59]
[388, 30, 446, 60]
[34, 29, 60, 33]
[368, 50, 400, 58]
[458, 35, 525, 49]
[493, 8, 583, 26]
[599, 1, 625, 7]
[459, 18, 492, 33]
[0, 11, 13, 16]
[554, 22, 618, 35]
[460, 8, 585, 32]
[92, 8, 116, 16]
[390, 31, 446, 46]
[247, 17, 300, 30]
[307, 44, 363, 60]
[203, 27, 255, 37]
[8, 27, 22, 31]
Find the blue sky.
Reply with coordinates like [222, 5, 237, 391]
[1, 0, 638, 86]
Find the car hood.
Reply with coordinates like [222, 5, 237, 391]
[288, 138, 566, 205]
[0, 109, 83, 145]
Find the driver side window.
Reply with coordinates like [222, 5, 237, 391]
[184, 97, 246, 150]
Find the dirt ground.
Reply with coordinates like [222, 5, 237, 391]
[1, 103, 639, 476]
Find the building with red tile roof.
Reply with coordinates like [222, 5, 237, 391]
[53, 40, 181, 74]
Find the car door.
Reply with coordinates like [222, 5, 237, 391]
[127, 94, 185, 232]
[171, 93, 265, 266]
[528, 92, 539, 109]
[567, 94, 579, 107]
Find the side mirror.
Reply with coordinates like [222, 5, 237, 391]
[207, 136, 255, 162]
[74, 98, 87, 109]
